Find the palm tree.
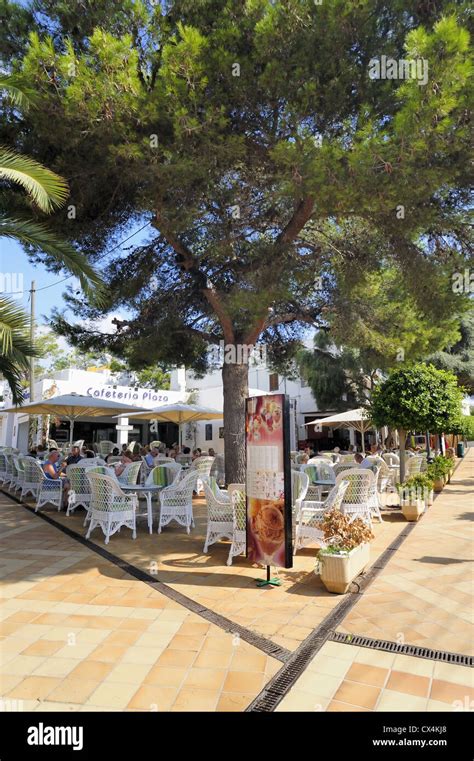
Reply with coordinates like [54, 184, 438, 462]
[0, 298, 37, 405]
[0, 74, 105, 403]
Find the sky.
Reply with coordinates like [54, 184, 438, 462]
[0, 224, 150, 345]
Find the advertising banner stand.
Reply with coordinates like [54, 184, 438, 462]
[245, 393, 292, 587]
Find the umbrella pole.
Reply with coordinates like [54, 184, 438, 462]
[69, 418, 74, 447]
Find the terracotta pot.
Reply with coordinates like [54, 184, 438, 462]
[433, 478, 444, 493]
[318, 543, 370, 594]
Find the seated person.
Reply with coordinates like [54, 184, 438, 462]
[36, 445, 47, 460]
[65, 445, 82, 466]
[145, 447, 159, 467]
[114, 451, 133, 477]
[208, 447, 216, 457]
[84, 450, 96, 458]
[105, 447, 120, 463]
[192, 448, 202, 460]
[355, 452, 375, 468]
[42, 449, 69, 507]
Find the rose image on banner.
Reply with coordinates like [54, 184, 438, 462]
[245, 393, 292, 569]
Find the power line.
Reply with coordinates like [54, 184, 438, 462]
[34, 220, 152, 294]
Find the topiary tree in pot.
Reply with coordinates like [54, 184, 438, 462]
[370, 364, 464, 484]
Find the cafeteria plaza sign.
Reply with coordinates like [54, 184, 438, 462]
[86, 385, 180, 407]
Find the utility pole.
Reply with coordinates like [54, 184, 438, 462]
[29, 280, 35, 402]
[28, 281, 36, 450]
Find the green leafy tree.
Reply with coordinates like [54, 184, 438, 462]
[297, 263, 464, 410]
[427, 310, 474, 393]
[370, 363, 464, 481]
[5, 2, 472, 480]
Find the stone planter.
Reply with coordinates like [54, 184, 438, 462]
[318, 543, 370, 594]
[433, 477, 444, 493]
[401, 498, 425, 522]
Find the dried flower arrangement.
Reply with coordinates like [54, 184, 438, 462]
[317, 509, 374, 555]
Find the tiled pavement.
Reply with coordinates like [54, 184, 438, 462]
[0, 505, 280, 711]
[275, 641, 473, 712]
[0, 450, 472, 711]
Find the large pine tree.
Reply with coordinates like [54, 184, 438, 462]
[2, 0, 472, 480]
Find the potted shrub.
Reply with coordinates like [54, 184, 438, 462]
[315, 510, 374, 594]
[398, 474, 433, 520]
[428, 456, 451, 490]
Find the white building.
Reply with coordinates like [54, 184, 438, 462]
[0, 368, 185, 452]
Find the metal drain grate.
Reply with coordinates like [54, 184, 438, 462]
[330, 631, 474, 667]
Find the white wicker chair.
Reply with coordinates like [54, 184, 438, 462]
[98, 440, 115, 458]
[335, 468, 374, 526]
[0, 452, 7, 483]
[334, 462, 357, 478]
[158, 469, 199, 533]
[12, 455, 25, 493]
[66, 463, 96, 516]
[20, 456, 42, 501]
[85, 472, 137, 544]
[3, 453, 14, 489]
[116, 461, 142, 486]
[227, 484, 246, 565]
[383, 453, 400, 468]
[35, 467, 63, 513]
[302, 461, 335, 500]
[291, 470, 309, 524]
[202, 480, 233, 553]
[294, 480, 350, 553]
[210, 454, 225, 487]
[188, 456, 215, 494]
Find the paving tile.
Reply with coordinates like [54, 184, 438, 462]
[6, 676, 61, 701]
[67, 661, 114, 682]
[385, 671, 430, 698]
[3, 655, 47, 675]
[85, 682, 139, 709]
[345, 663, 389, 688]
[171, 688, 220, 712]
[327, 701, 371, 712]
[376, 690, 428, 712]
[430, 679, 473, 706]
[155, 649, 197, 669]
[182, 668, 226, 691]
[432, 662, 474, 687]
[46, 679, 99, 705]
[333, 681, 381, 709]
[32, 658, 79, 679]
[127, 684, 178, 711]
[19, 640, 63, 658]
[276, 690, 329, 712]
[143, 665, 187, 688]
[216, 692, 255, 712]
[222, 671, 265, 694]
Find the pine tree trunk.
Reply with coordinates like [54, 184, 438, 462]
[222, 359, 248, 484]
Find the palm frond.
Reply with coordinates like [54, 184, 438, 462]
[0, 216, 107, 305]
[0, 297, 33, 355]
[0, 147, 69, 213]
[0, 74, 39, 111]
[0, 355, 27, 406]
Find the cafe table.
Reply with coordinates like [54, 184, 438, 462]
[120, 483, 164, 534]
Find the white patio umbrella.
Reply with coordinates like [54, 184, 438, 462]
[120, 403, 223, 449]
[305, 407, 373, 454]
[3, 393, 149, 446]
